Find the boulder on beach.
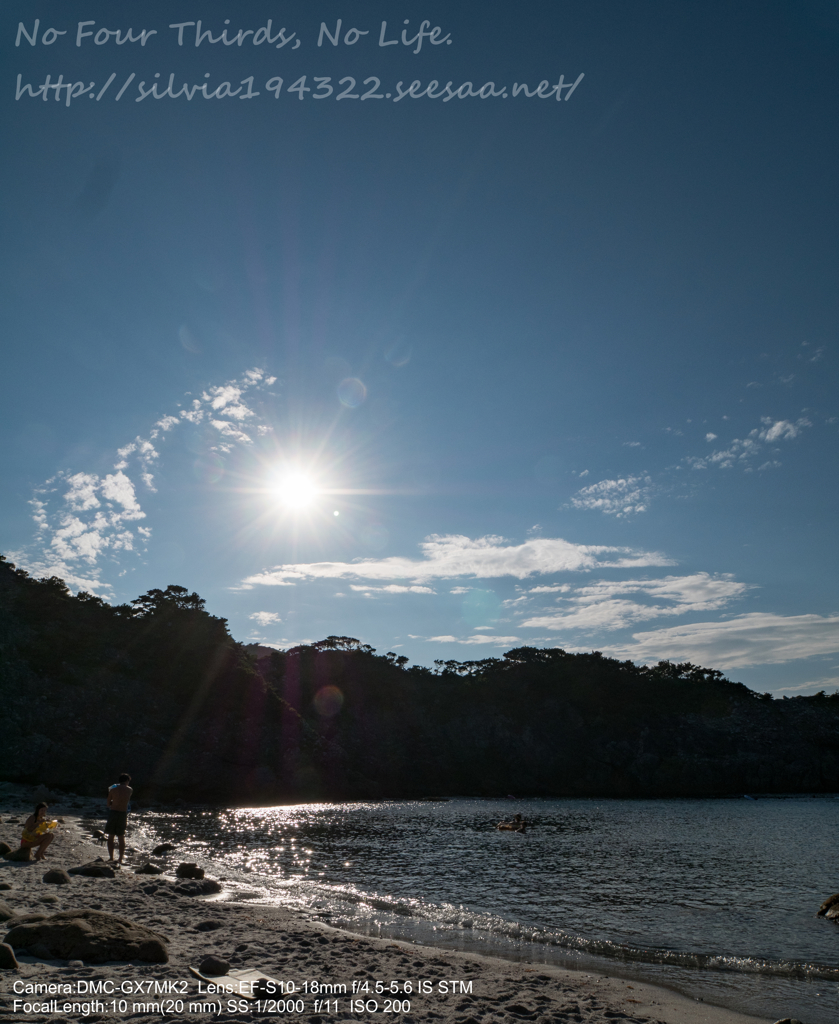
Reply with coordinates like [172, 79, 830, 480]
[68, 860, 116, 878]
[0, 842, 13, 857]
[135, 862, 164, 875]
[816, 893, 839, 916]
[0, 941, 19, 970]
[0, 901, 18, 922]
[4, 847, 30, 862]
[43, 868, 71, 885]
[195, 919, 223, 932]
[5, 909, 168, 963]
[152, 844, 176, 856]
[0, 883, 12, 891]
[176, 862, 204, 880]
[176, 879, 222, 896]
[199, 954, 230, 975]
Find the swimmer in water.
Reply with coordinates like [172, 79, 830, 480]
[496, 813, 526, 832]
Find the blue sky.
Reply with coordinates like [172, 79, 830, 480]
[2, 1, 838, 693]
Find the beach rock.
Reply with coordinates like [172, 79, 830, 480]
[175, 879, 222, 896]
[176, 862, 204, 880]
[0, 942, 19, 969]
[195, 919, 224, 932]
[152, 844, 176, 856]
[0, 843, 12, 857]
[43, 868, 71, 885]
[32, 784, 51, 802]
[773, 1019, 803, 1024]
[199, 954, 230, 975]
[5, 909, 168, 963]
[4, 847, 30, 862]
[0, 883, 12, 890]
[826, 906, 839, 921]
[0, 901, 18, 921]
[91, 830, 106, 841]
[816, 892, 839, 916]
[68, 860, 116, 878]
[135, 862, 164, 875]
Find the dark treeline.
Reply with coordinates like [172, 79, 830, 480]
[2, 555, 838, 802]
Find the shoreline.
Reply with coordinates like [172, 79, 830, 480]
[1, 789, 777, 1024]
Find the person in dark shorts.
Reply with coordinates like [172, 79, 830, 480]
[106, 772, 132, 866]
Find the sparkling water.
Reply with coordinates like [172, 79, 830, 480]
[129, 796, 839, 1023]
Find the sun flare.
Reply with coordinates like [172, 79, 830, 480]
[276, 470, 318, 510]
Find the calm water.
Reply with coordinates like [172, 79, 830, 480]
[131, 797, 839, 1023]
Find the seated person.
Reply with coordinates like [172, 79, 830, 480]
[19, 802, 57, 861]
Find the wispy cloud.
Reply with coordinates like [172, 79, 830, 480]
[568, 475, 652, 517]
[240, 534, 674, 588]
[686, 417, 811, 471]
[598, 613, 839, 669]
[520, 573, 749, 632]
[423, 634, 521, 646]
[14, 369, 278, 594]
[775, 675, 839, 695]
[349, 584, 436, 595]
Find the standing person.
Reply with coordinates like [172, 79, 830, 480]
[106, 773, 132, 866]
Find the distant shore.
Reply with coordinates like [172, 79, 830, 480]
[0, 785, 774, 1024]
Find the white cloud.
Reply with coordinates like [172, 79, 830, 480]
[568, 476, 652, 517]
[521, 573, 750, 633]
[100, 471, 143, 516]
[64, 473, 100, 511]
[598, 613, 839, 669]
[249, 611, 281, 625]
[349, 584, 436, 595]
[705, 432, 717, 442]
[211, 419, 252, 444]
[460, 634, 521, 646]
[687, 417, 811, 471]
[241, 534, 674, 588]
[18, 368, 277, 591]
[759, 417, 809, 442]
[421, 633, 521, 646]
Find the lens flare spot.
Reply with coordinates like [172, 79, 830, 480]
[193, 453, 225, 484]
[384, 338, 412, 367]
[337, 377, 367, 408]
[313, 685, 344, 718]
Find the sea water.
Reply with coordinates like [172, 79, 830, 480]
[128, 797, 839, 1023]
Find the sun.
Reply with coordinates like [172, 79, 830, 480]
[276, 470, 318, 510]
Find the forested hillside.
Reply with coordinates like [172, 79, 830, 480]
[2, 555, 838, 802]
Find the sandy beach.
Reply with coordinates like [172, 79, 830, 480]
[0, 789, 778, 1024]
